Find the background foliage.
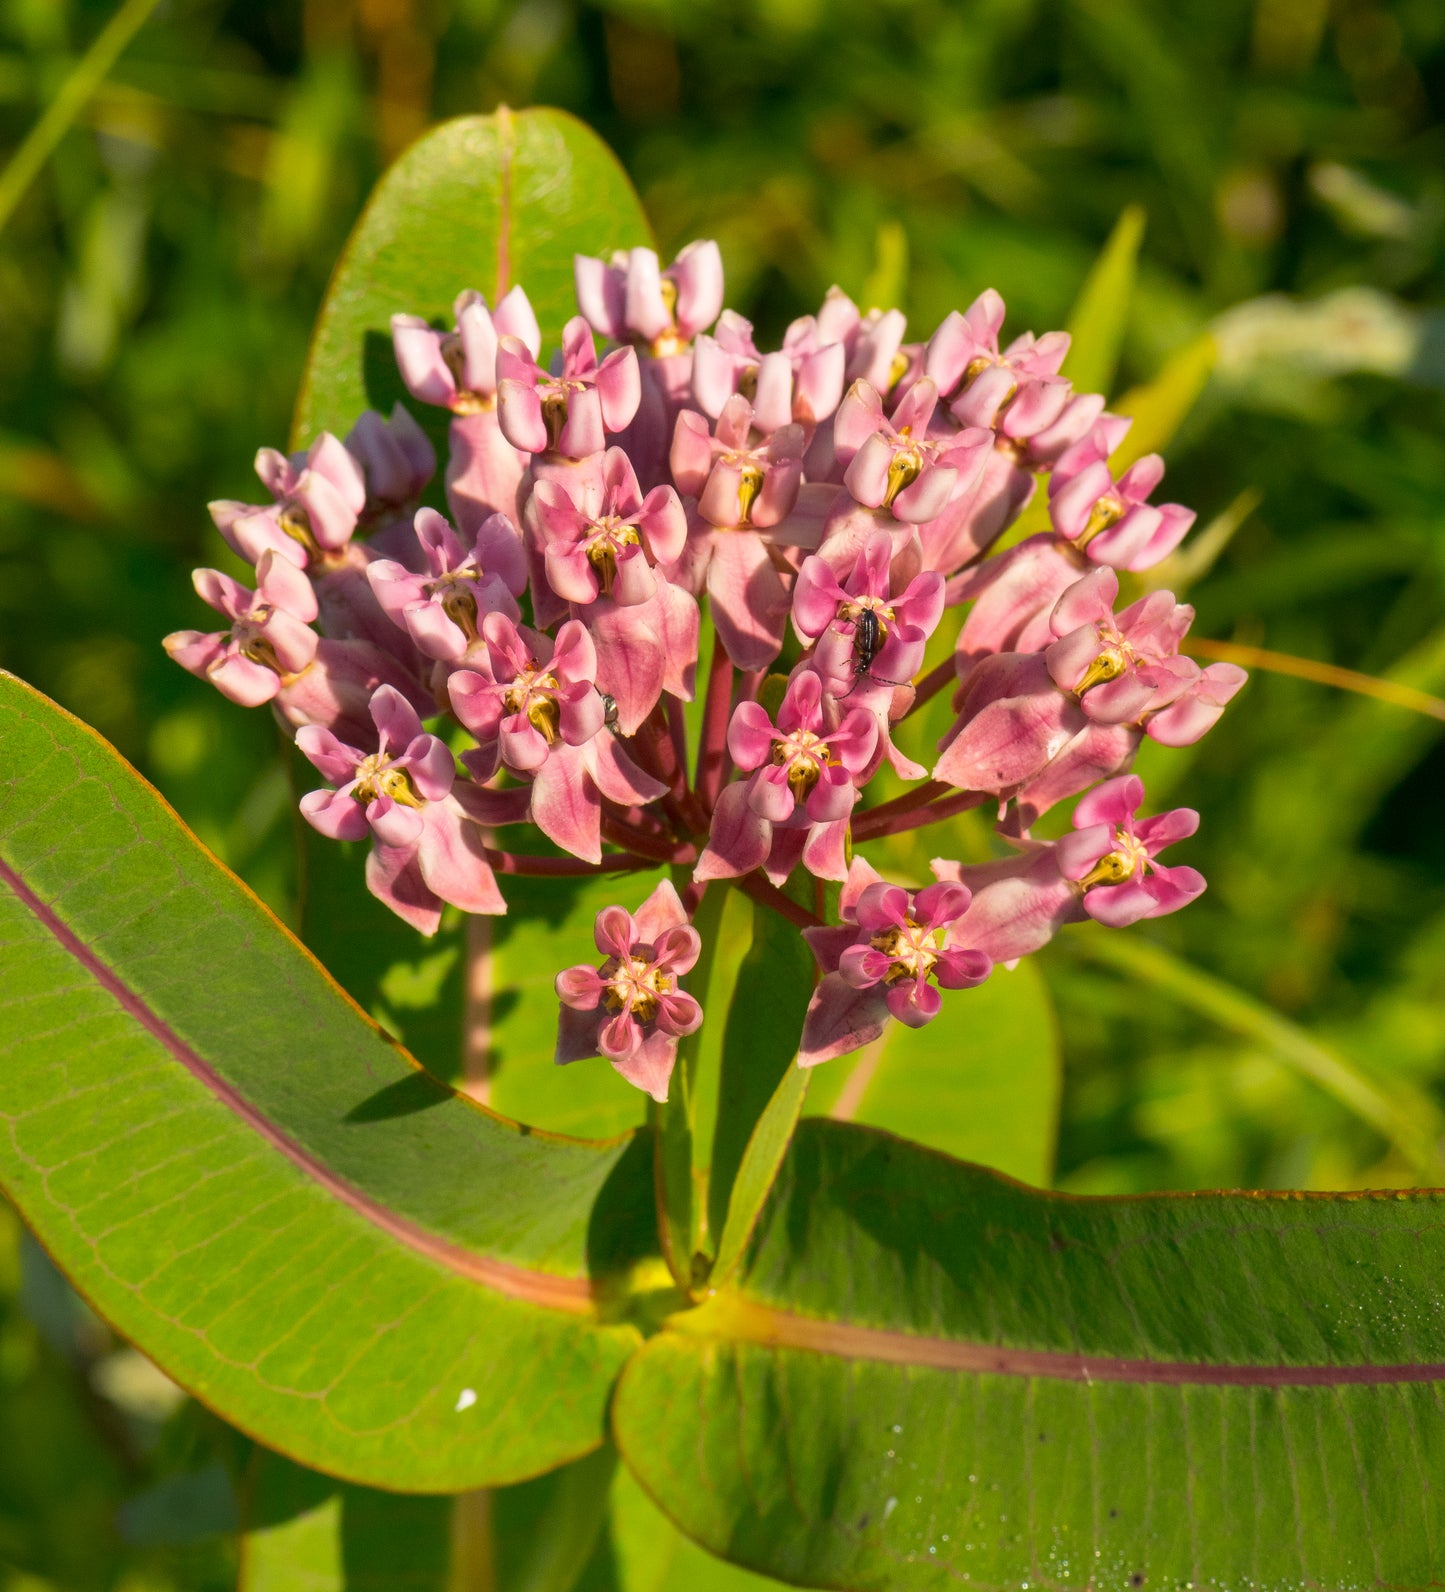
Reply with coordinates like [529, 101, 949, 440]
[1, 0, 1444, 1583]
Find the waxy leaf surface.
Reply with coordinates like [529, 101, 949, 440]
[616, 1116, 1445, 1590]
[293, 106, 652, 445]
[0, 674, 652, 1492]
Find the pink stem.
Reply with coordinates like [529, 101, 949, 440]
[484, 847, 657, 877]
[629, 713, 698, 840]
[902, 658, 955, 717]
[736, 870, 822, 930]
[666, 693, 690, 775]
[695, 644, 736, 813]
[851, 786, 985, 842]
[600, 814, 697, 865]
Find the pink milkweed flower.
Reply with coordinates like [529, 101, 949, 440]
[1055, 775, 1205, 926]
[691, 310, 846, 436]
[1043, 568, 1201, 727]
[164, 553, 319, 707]
[296, 685, 504, 934]
[391, 287, 541, 413]
[496, 315, 641, 460]
[1024, 389, 1109, 469]
[575, 241, 725, 490]
[814, 289, 911, 395]
[554, 880, 703, 1101]
[934, 775, 1205, 961]
[345, 403, 436, 521]
[936, 568, 1246, 822]
[532, 448, 696, 731]
[447, 614, 666, 863]
[1048, 421, 1195, 572]
[805, 291, 912, 482]
[366, 508, 526, 662]
[695, 670, 877, 886]
[924, 290, 1072, 434]
[533, 447, 687, 609]
[798, 857, 992, 1065]
[209, 433, 367, 571]
[951, 420, 1197, 666]
[919, 292, 1081, 571]
[819, 378, 992, 574]
[574, 241, 724, 354]
[793, 531, 945, 699]
[668, 396, 807, 670]
[392, 286, 543, 538]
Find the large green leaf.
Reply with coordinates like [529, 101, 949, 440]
[292, 107, 652, 446]
[615, 1116, 1445, 1589]
[0, 672, 654, 1492]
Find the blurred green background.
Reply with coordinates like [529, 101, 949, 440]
[1, 0, 1444, 1583]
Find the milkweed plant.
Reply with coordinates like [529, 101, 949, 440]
[18, 110, 1444, 1592]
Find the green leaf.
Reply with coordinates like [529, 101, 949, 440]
[704, 895, 817, 1271]
[0, 673, 653, 1491]
[1062, 203, 1146, 399]
[1111, 329, 1217, 469]
[238, 1451, 452, 1590]
[710, 1052, 810, 1290]
[805, 957, 1060, 1186]
[579, 1459, 792, 1591]
[616, 1116, 1445, 1589]
[292, 107, 652, 447]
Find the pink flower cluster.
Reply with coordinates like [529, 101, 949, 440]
[167, 242, 1243, 1100]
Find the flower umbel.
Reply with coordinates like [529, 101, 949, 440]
[166, 239, 1241, 1089]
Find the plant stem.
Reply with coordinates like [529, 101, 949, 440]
[598, 816, 696, 865]
[735, 871, 822, 930]
[0, 0, 165, 238]
[902, 657, 956, 717]
[851, 786, 985, 841]
[482, 847, 656, 876]
[695, 643, 736, 812]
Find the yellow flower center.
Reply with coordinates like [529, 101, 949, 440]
[503, 665, 563, 743]
[601, 954, 675, 1022]
[439, 333, 494, 414]
[584, 518, 642, 595]
[1077, 494, 1125, 547]
[772, 727, 836, 802]
[869, 917, 942, 984]
[1079, 827, 1151, 890]
[884, 443, 924, 507]
[353, 755, 423, 808]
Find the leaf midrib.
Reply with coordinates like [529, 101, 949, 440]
[0, 851, 596, 1315]
[669, 1293, 1445, 1386]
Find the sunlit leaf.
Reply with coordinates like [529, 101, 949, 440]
[293, 108, 652, 447]
[0, 673, 652, 1491]
[616, 1116, 1445, 1590]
